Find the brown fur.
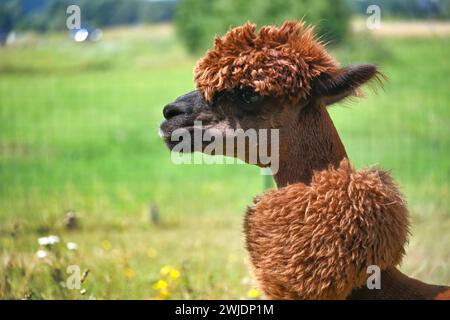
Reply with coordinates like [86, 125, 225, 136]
[244, 159, 409, 299]
[194, 21, 338, 103]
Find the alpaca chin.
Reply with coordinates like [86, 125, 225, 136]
[244, 158, 409, 300]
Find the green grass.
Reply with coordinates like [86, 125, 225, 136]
[0, 25, 449, 299]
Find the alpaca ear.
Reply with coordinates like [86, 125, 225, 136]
[312, 64, 383, 106]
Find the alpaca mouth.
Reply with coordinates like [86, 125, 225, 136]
[159, 120, 204, 152]
[159, 120, 182, 150]
[158, 123, 171, 140]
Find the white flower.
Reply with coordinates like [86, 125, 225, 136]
[36, 250, 48, 259]
[67, 242, 78, 250]
[38, 235, 60, 246]
[47, 235, 60, 245]
[38, 237, 50, 246]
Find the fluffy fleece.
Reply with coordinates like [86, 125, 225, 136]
[244, 159, 409, 300]
[194, 21, 338, 103]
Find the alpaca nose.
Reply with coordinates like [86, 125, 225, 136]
[163, 102, 191, 120]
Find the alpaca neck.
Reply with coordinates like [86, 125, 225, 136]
[273, 105, 347, 187]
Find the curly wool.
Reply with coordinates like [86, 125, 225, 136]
[244, 159, 409, 300]
[194, 21, 339, 103]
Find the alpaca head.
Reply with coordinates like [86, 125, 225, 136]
[160, 21, 381, 168]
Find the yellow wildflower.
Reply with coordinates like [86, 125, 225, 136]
[158, 288, 170, 299]
[169, 269, 180, 279]
[153, 279, 168, 290]
[247, 288, 261, 299]
[160, 266, 171, 276]
[123, 267, 135, 279]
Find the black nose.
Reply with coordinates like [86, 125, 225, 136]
[163, 102, 191, 120]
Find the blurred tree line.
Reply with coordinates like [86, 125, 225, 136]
[0, 0, 177, 32]
[1, 0, 448, 51]
[175, 0, 351, 53]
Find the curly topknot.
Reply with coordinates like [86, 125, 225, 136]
[194, 21, 339, 103]
[244, 159, 410, 300]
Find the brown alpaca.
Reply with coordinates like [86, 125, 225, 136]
[245, 160, 410, 299]
[160, 21, 450, 299]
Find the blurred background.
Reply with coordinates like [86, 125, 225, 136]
[0, 0, 449, 299]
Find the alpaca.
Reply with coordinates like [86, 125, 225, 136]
[159, 21, 450, 299]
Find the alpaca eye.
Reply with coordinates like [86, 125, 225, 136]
[240, 89, 262, 104]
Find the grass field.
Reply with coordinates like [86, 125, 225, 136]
[0, 25, 449, 299]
